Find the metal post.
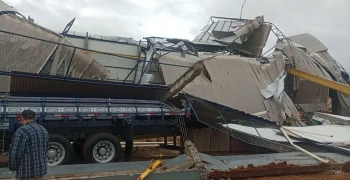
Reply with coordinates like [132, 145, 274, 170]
[123, 62, 139, 84]
[132, 41, 142, 83]
[138, 41, 149, 84]
[84, 32, 89, 49]
[138, 58, 153, 84]
[172, 131, 177, 146]
[124, 120, 134, 162]
[164, 133, 168, 146]
[65, 48, 76, 77]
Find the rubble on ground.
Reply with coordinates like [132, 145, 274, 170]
[1, 0, 350, 179]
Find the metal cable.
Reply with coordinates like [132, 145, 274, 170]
[182, 93, 293, 152]
[1, 93, 8, 155]
[240, 0, 247, 20]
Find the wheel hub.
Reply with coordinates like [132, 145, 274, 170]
[48, 149, 57, 158]
[99, 147, 107, 155]
[93, 141, 116, 163]
[47, 142, 66, 166]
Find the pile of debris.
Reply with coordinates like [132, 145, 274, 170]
[1, 0, 350, 179]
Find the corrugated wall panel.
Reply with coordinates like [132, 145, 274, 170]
[9, 73, 168, 100]
[106, 68, 135, 82]
[88, 40, 138, 55]
[68, 38, 85, 48]
[90, 53, 137, 68]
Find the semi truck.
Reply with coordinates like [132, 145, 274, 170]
[0, 94, 185, 166]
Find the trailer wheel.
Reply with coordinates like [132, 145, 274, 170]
[83, 133, 121, 164]
[47, 134, 74, 166]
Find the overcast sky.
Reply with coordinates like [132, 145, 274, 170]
[4, 0, 350, 70]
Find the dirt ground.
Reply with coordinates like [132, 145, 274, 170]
[248, 173, 350, 180]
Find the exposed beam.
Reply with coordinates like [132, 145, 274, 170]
[161, 56, 217, 100]
[287, 68, 350, 95]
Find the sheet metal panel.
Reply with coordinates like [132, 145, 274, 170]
[87, 40, 138, 55]
[193, 17, 264, 46]
[106, 67, 135, 82]
[214, 20, 226, 31]
[9, 72, 169, 100]
[284, 125, 350, 146]
[0, 14, 110, 90]
[226, 124, 294, 142]
[68, 38, 85, 47]
[228, 24, 271, 57]
[0, 0, 17, 12]
[221, 20, 232, 32]
[161, 54, 300, 123]
[179, 93, 277, 127]
[91, 53, 137, 68]
[65, 31, 138, 44]
[288, 33, 328, 52]
[314, 112, 350, 125]
[282, 41, 339, 114]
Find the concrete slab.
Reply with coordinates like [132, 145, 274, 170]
[1, 152, 348, 179]
[201, 152, 350, 171]
[61, 170, 201, 180]
[0, 155, 192, 179]
[0, 169, 201, 180]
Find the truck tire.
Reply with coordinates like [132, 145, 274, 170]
[83, 133, 122, 164]
[47, 134, 74, 166]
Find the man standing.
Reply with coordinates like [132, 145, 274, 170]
[9, 110, 49, 180]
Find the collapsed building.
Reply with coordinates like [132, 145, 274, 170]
[0, 9, 109, 92]
[1, 0, 350, 179]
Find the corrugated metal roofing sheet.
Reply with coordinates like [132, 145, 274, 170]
[0, 14, 110, 91]
[63, 31, 138, 45]
[284, 125, 350, 146]
[178, 93, 277, 128]
[226, 124, 299, 142]
[0, 0, 17, 13]
[162, 54, 300, 124]
[9, 72, 169, 100]
[193, 17, 264, 46]
[288, 33, 328, 53]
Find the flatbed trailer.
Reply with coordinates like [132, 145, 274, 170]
[0, 95, 185, 166]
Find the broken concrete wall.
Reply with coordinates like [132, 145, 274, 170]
[160, 54, 300, 124]
[0, 14, 109, 91]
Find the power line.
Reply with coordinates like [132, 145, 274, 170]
[240, 0, 247, 20]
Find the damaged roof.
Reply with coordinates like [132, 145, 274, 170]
[192, 16, 270, 57]
[160, 53, 300, 124]
[8, 71, 168, 100]
[0, 14, 110, 91]
[61, 30, 140, 45]
[0, 0, 17, 13]
[193, 16, 264, 45]
[288, 33, 328, 53]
